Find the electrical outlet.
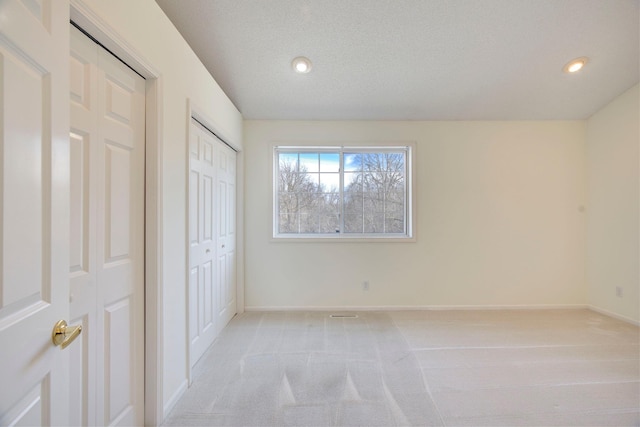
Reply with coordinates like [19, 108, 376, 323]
[362, 281, 370, 291]
[616, 286, 623, 298]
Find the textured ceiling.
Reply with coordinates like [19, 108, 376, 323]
[155, 0, 639, 120]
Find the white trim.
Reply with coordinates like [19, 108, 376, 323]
[244, 304, 589, 312]
[69, 0, 161, 79]
[162, 379, 188, 421]
[69, 2, 164, 425]
[244, 305, 639, 326]
[189, 101, 241, 151]
[144, 77, 164, 427]
[588, 305, 640, 326]
[236, 149, 245, 315]
[185, 104, 193, 387]
[269, 236, 417, 243]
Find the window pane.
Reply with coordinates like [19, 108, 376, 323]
[320, 173, 339, 192]
[278, 192, 296, 208]
[343, 189, 363, 233]
[299, 210, 319, 233]
[343, 188, 362, 208]
[299, 152, 319, 172]
[386, 153, 404, 171]
[362, 153, 386, 171]
[385, 217, 404, 233]
[387, 190, 405, 207]
[363, 194, 384, 225]
[303, 173, 319, 187]
[362, 172, 379, 192]
[343, 153, 361, 171]
[390, 175, 405, 191]
[343, 172, 361, 191]
[279, 213, 298, 233]
[319, 194, 340, 233]
[279, 153, 299, 171]
[364, 213, 385, 233]
[343, 213, 363, 233]
[320, 153, 340, 172]
[278, 165, 304, 192]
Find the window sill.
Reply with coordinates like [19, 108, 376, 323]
[270, 235, 416, 243]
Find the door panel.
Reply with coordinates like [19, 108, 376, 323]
[19, 0, 50, 28]
[0, 0, 69, 425]
[97, 35, 144, 427]
[2, 39, 45, 312]
[2, 382, 49, 426]
[189, 120, 217, 367]
[104, 143, 131, 261]
[104, 298, 132, 424]
[70, 131, 91, 275]
[69, 25, 144, 427]
[216, 142, 237, 329]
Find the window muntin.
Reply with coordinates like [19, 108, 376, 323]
[274, 146, 411, 238]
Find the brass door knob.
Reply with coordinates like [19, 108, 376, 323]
[52, 320, 82, 349]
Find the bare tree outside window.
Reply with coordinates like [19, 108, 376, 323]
[275, 148, 409, 237]
[343, 152, 405, 234]
[278, 152, 340, 234]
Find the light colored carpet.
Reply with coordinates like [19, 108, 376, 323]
[163, 310, 640, 426]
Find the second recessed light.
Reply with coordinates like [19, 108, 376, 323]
[563, 57, 589, 74]
[292, 56, 312, 74]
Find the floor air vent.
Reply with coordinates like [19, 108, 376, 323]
[329, 314, 358, 318]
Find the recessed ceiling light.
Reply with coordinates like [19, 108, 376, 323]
[292, 56, 312, 74]
[563, 57, 589, 74]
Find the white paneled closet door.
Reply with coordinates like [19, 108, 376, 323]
[188, 119, 237, 369]
[189, 119, 218, 368]
[69, 25, 145, 427]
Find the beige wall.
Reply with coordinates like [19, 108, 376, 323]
[80, 0, 243, 416]
[586, 84, 639, 324]
[244, 121, 587, 309]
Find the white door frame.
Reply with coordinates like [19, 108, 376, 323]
[69, 1, 164, 425]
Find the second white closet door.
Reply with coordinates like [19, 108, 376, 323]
[188, 119, 236, 368]
[69, 25, 145, 427]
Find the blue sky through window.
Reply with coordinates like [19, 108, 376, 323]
[344, 153, 361, 171]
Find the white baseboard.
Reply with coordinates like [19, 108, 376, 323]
[244, 304, 588, 312]
[163, 379, 188, 420]
[588, 305, 640, 326]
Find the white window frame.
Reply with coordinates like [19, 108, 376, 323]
[272, 142, 416, 241]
